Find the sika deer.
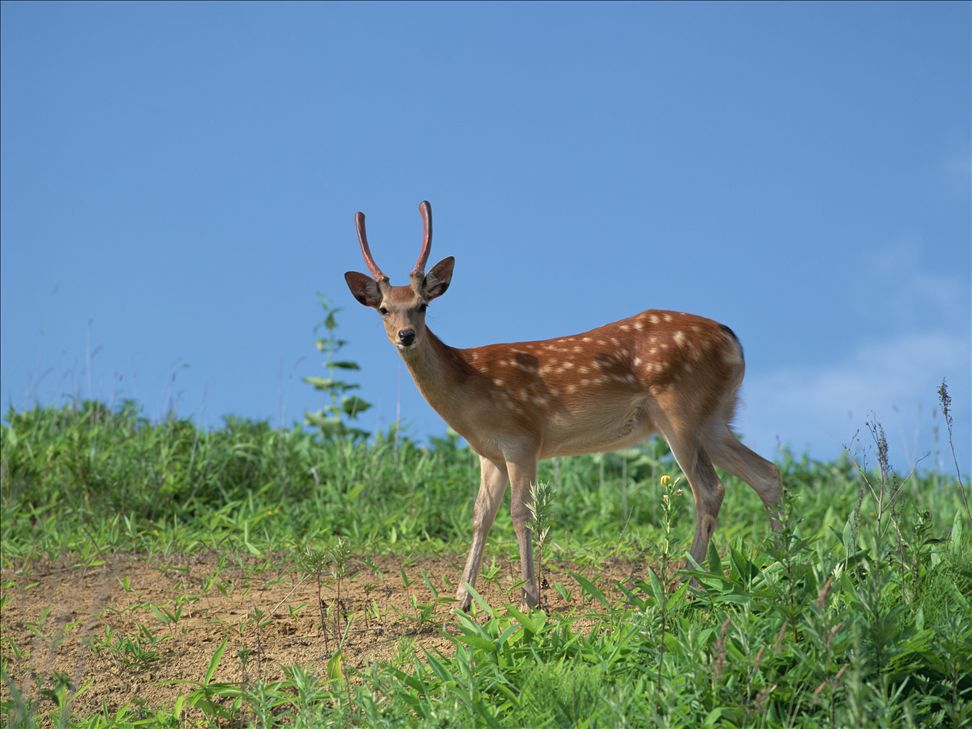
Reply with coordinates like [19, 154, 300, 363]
[344, 201, 782, 610]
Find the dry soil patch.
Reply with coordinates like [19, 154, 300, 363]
[1, 552, 645, 721]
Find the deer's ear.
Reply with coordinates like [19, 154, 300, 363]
[344, 271, 382, 308]
[423, 257, 454, 301]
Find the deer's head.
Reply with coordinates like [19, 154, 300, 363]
[344, 201, 454, 352]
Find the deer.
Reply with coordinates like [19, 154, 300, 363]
[344, 201, 782, 611]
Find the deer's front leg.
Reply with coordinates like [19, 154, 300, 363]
[507, 458, 539, 610]
[457, 456, 508, 611]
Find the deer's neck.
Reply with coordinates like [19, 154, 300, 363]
[399, 330, 471, 421]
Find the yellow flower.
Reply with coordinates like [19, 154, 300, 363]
[660, 475, 671, 486]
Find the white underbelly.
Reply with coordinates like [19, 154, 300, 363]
[541, 398, 656, 458]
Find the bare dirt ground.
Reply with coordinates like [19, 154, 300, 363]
[1, 552, 645, 721]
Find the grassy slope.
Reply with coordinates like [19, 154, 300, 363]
[1, 401, 970, 727]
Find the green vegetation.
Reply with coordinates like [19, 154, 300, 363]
[303, 295, 372, 440]
[1, 313, 969, 727]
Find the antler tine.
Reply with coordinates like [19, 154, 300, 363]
[411, 200, 433, 278]
[355, 211, 389, 282]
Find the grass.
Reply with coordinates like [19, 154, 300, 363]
[1, 398, 970, 727]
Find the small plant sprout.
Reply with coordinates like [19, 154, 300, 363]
[527, 480, 553, 610]
[481, 557, 502, 585]
[652, 472, 685, 697]
[297, 538, 354, 653]
[296, 546, 332, 651]
[328, 538, 354, 645]
[90, 624, 164, 671]
[658, 474, 684, 578]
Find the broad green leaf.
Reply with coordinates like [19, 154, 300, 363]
[950, 510, 964, 554]
[461, 583, 494, 618]
[341, 396, 372, 417]
[571, 571, 615, 614]
[646, 570, 666, 605]
[327, 651, 345, 685]
[454, 632, 496, 651]
[507, 605, 540, 634]
[707, 541, 723, 575]
[204, 637, 227, 684]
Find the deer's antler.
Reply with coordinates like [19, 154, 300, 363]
[411, 200, 433, 279]
[355, 211, 388, 282]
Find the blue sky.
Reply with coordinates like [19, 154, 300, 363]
[2, 2, 969, 472]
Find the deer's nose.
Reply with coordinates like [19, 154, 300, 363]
[398, 329, 416, 346]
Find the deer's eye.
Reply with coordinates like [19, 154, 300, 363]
[379, 306, 389, 316]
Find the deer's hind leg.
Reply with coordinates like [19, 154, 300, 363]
[657, 423, 725, 566]
[704, 424, 783, 530]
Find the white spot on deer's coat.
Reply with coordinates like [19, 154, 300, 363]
[673, 331, 687, 348]
[663, 314, 673, 322]
[493, 378, 505, 387]
[578, 366, 590, 374]
[633, 357, 642, 366]
[649, 314, 660, 324]
[634, 321, 644, 331]
[566, 384, 577, 394]
[562, 361, 574, 369]
[582, 337, 592, 342]
[619, 324, 630, 332]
